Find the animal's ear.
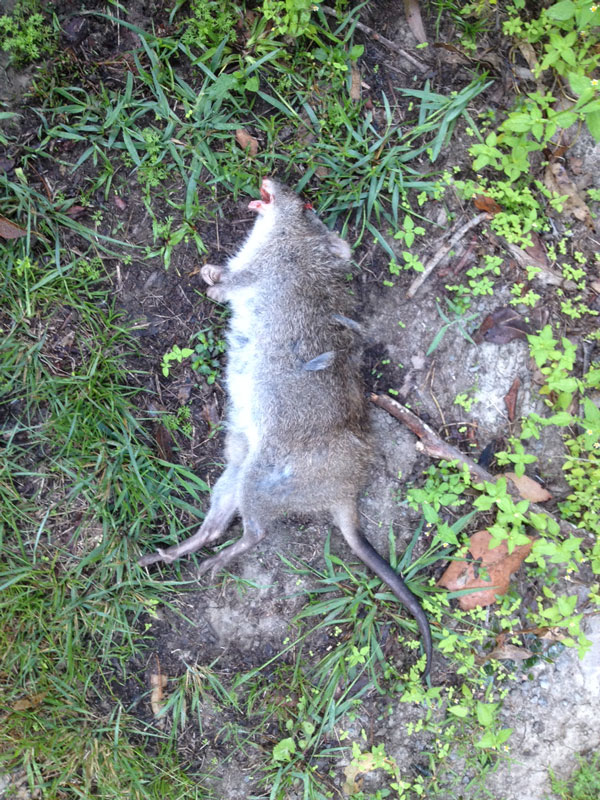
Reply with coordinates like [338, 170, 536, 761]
[327, 233, 351, 260]
[303, 351, 336, 372]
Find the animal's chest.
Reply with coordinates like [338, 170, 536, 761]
[225, 285, 262, 449]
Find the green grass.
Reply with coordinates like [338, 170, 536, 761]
[0, 174, 212, 796]
[551, 753, 600, 800]
[1, 0, 600, 797]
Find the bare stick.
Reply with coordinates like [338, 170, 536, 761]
[407, 212, 489, 298]
[371, 393, 492, 482]
[320, 5, 429, 73]
[370, 393, 592, 541]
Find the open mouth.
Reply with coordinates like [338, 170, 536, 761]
[248, 179, 274, 213]
[259, 180, 273, 204]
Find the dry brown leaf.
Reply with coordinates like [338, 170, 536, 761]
[349, 64, 362, 102]
[404, 0, 427, 43]
[544, 162, 594, 228]
[342, 762, 363, 796]
[517, 41, 545, 93]
[592, 280, 600, 293]
[517, 41, 539, 73]
[0, 215, 27, 240]
[343, 751, 384, 795]
[473, 194, 502, 214]
[314, 164, 330, 179]
[505, 472, 552, 503]
[545, 140, 570, 161]
[522, 231, 550, 269]
[474, 307, 531, 345]
[487, 643, 533, 662]
[235, 127, 259, 157]
[150, 672, 168, 716]
[504, 377, 520, 422]
[176, 381, 192, 404]
[154, 422, 175, 463]
[506, 230, 549, 269]
[12, 693, 46, 711]
[506, 241, 562, 286]
[65, 205, 86, 219]
[479, 51, 506, 72]
[438, 530, 534, 610]
[540, 627, 568, 643]
[433, 42, 470, 65]
[201, 396, 221, 428]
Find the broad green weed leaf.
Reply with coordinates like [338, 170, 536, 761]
[476, 701, 498, 727]
[547, 0, 576, 21]
[586, 110, 600, 141]
[448, 705, 470, 718]
[568, 71, 591, 95]
[273, 737, 296, 762]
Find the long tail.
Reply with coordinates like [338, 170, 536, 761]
[336, 508, 433, 679]
[351, 534, 432, 678]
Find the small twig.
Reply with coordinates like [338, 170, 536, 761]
[426, 365, 446, 430]
[177, 283, 194, 309]
[371, 393, 492, 482]
[442, 235, 477, 278]
[370, 393, 592, 542]
[407, 212, 489, 299]
[320, 5, 429, 73]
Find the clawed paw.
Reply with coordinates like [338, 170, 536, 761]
[196, 553, 230, 580]
[201, 263, 223, 286]
[206, 284, 228, 302]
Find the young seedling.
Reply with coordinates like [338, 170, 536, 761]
[427, 298, 478, 355]
[161, 344, 194, 377]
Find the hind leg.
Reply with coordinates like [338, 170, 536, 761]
[196, 515, 267, 579]
[196, 464, 290, 578]
[138, 465, 241, 567]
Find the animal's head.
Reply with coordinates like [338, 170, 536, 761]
[248, 178, 306, 221]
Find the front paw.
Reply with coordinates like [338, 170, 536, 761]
[206, 284, 228, 302]
[201, 263, 223, 286]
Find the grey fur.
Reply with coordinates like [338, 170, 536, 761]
[139, 178, 432, 678]
[303, 351, 336, 371]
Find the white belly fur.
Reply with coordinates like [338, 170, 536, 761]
[226, 285, 261, 454]
[223, 205, 275, 454]
[228, 212, 274, 273]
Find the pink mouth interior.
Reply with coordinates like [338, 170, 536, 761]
[248, 181, 273, 212]
[259, 183, 272, 204]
